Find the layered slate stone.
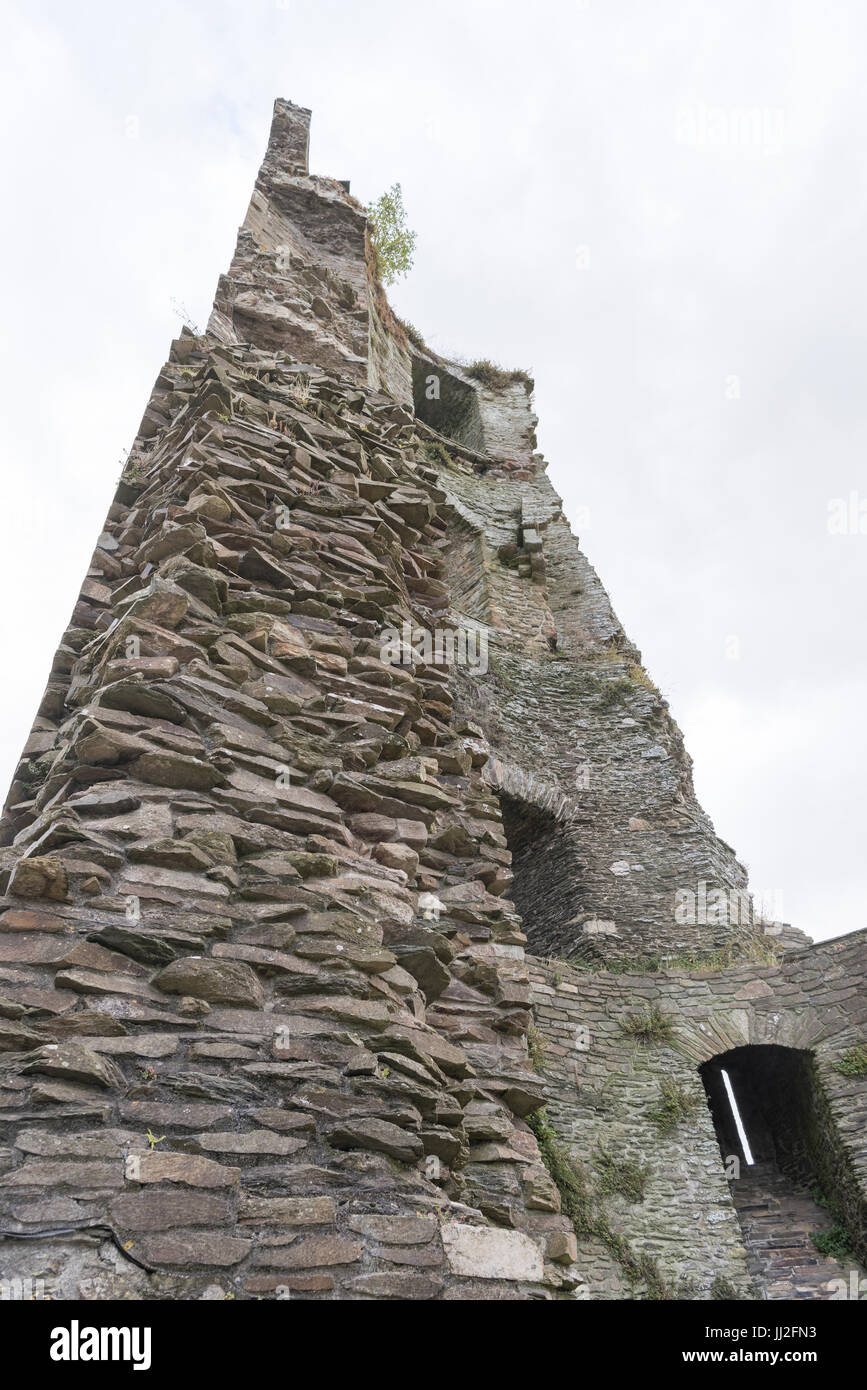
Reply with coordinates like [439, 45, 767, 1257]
[1, 97, 864, 1303]
[0, 105, 577, 1296]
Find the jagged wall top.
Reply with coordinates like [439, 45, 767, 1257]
[208, 99, 409, 404]
[207, 101, 541, 475]
[264, 99, 312, 174]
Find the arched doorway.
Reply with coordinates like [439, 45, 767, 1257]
[700, 1045, 867, 1299]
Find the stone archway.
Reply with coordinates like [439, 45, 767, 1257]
[699, 1044, 867, 1299]
[672, 1003, 829, 1067]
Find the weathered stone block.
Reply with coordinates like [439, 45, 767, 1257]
[251, 1237, 362, 1269]
[140, 1231, 251, 1266]
[239, 1196, 335, 1226]
[23, 1043, 126, 1091]
[110, 1191, 232, 1231]
[440, 1224, 544, 1281]
[124, 1152, 240, 1188]
[154, 958, 264, 1008]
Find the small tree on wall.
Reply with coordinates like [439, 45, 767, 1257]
[367, 183, 417, 285]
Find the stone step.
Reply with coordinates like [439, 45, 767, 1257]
[730, 1162, 866, 1300]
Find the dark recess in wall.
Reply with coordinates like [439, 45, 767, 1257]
[499, 791, 587, 958]
[411, 355, 485, 451]
[700, 1045, 867, 1264]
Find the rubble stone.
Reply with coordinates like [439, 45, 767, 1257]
[0, 94, 860, 1308]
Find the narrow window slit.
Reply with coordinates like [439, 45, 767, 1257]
[721, 1067, 755, 1167]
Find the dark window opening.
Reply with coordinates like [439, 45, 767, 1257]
[719, 1067, 755, 1166]
[499, 792, 586, 957]
[411, 356, 485, 452]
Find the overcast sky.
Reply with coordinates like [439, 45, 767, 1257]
[1, 0, 864, 943]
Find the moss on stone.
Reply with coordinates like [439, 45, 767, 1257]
[465, 359, 534, 392]
[648, 1077, 700, 1133]
[593, 1145, 650, 1203]
[618, 1003, 676, 1045]
[570, 669, 633, 710]
[566, 936, 782, 974]
[811, 1223, 853, 1260]
[710, 1275, 750, 1300]
[527, 1022, 547, 1074]
[833, 1043, 867, 1078]
[528, 1108, 675, 1299]
[627, 662, 660, 696]
[596, 678, 633, 711]
[120, 457, 147, 485]
[399, 320, 430, 353]
[423, 439, 453, 470]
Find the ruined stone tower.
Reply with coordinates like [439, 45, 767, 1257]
[1, 100, 865, 1301]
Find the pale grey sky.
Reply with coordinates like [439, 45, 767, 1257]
[1, 0, 864, 941]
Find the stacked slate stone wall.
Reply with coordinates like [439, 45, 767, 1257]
[2, 95, 865, 1303]
[0, 336, 584, 1300]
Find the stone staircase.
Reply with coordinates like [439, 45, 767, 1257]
[730, 1162, 864, 1299]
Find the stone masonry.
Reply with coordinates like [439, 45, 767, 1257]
[529, 929, 867, 1297]
[0, 99, 864, 1301]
